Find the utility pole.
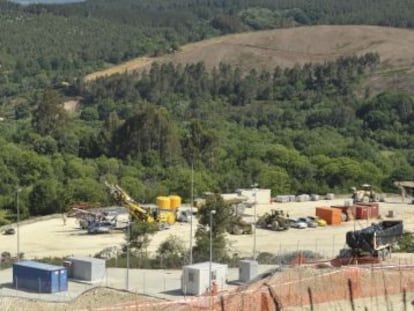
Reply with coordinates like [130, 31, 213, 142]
[209, 210, 216, 291]
[16, 188, 21, 261]
[126, 219, 130, 290]
[251, 183, 259, 260]
[189, 161, 194, 264]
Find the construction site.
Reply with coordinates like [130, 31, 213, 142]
[0, 183, 414, 311]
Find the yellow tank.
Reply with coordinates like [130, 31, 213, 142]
[166, 212, 176, 225]
[169, 195, 181, 209]
[156, 196, 171, 209]
[158, 210, 176, 225]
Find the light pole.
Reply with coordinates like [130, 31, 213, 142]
[251, 183, 259, 260]
[16, 188, 21, 261]
[209, 209, 216, 293]
[126, 218, 130, 290]
[189, 161, 194, 264]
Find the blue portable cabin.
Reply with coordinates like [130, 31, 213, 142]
[13, 261, 68, 293]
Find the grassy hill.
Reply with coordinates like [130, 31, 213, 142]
[85, 25, 414, 95]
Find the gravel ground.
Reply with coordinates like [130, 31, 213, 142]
[0, 195, 413, 310]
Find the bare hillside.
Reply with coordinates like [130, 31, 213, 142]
[85, 25, 414, 81]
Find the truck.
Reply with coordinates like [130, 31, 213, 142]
[345, 220, 403, 259]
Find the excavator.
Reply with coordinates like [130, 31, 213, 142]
[105, 182, 170, 230]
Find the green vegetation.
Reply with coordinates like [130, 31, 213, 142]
[0, 0, 414, 230]
[2, 0, 414, 98]
[397, 232, 414, 252]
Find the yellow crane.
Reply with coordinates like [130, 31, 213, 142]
[105, 182, 156, 224]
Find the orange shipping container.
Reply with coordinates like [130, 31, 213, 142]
[354, 205, 379, 219]
[315, 207, 342, 225]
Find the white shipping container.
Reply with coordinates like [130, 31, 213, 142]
[66, 256, 106, 282]
[181, 262, 227, 295]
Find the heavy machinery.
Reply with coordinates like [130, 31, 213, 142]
[70, 207, 116, 234]
[256, 209, 290, 231]
[344, 220, 403, 259]
[105, 182, 171, 230]
[227, 216, 253, 235]
[351, 184, 379, 203]
[393, 180, 414, 202]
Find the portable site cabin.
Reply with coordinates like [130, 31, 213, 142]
[181, 262, 227, 295]
[65, 256, 106, 282]
[13, 261, 68, 293]
[239, 259, 258, 282]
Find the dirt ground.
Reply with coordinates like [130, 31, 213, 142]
[1, 195, 413, 259]
[84, 25, 414, 82]
[1, 194, 413, 310]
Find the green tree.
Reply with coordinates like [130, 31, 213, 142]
[29, 179, 65, 215]
[114, 105, 181, 164]
[128, 221, 158, 252]
[155, 235, 187, 268]
[193, 194, 231, 263]
[66, 177, 108, 204]
[31, 89, 68, 136]
[397, 232, 414, 252]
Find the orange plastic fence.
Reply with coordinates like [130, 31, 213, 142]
[81, 265, 414, 311]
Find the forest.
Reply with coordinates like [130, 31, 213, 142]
[1, 0, 414, 224]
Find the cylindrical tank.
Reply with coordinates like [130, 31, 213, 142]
[167, 212, 176, 224]
[159, 210, 176, 224]
[169, 195, 181, 209]
[156, 196, 171, 209]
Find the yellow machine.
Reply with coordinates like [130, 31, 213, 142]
[352, 184, 378, 203]
[105, 182, 174, 228]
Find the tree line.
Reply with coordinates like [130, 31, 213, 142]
[0, 0, 414, 99]
[1, 52, 414, 226]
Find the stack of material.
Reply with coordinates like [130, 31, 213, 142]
[310, 194, 320, 201]
[296, 194, 310, 202]
[275, 195, 290, 203]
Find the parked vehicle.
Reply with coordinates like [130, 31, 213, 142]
[289, 218, 307, 229]
[2, 228, 15, 235]
[307, 216, 327, 227]
[345, 220, 403, 259]
[298, 217, 318, 228]
[87, 221, 113, 234]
